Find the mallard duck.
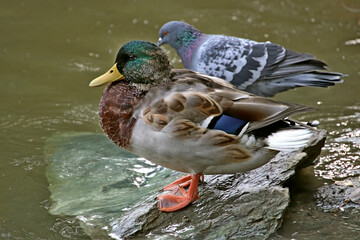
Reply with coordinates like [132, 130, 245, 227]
[158, 21, 344, 97]
[89, 40, 316, 212]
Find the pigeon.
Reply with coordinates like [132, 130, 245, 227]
[158, 21, 344, 97]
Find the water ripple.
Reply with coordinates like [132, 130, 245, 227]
[315, 104, 360, 180]
[1, 104, 99, 170]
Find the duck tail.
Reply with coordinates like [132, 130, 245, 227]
[265, 127, 314, 152]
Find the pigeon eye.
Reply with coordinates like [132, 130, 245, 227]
[164, 31, 168, 36]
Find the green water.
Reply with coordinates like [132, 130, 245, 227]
[0, 0, 359, 239]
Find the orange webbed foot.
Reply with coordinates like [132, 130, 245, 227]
[161, 174, 192, 191]
[158, 173, 202, 212]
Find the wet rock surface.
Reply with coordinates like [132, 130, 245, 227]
[316, 177, 360, 211]
[115, 186, 289, 240]
[45, 129, 326, 240]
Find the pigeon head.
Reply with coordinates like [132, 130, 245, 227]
[158, 21, 203, 50]
[158, 21, 204, 68]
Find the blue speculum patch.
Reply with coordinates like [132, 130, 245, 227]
[209, 115, 247, 135]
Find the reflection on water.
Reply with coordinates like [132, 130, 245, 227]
[315, 105, 360, 180]
[1, 0, 359, 239]
[50, 217, 88, 239]
[69, 61, 100, 72]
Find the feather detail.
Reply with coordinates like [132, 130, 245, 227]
[166, 92, 222, 116]
[266, 127, 314, 151]
[163, 119, 207, 138]
[162, 119, 251, 162]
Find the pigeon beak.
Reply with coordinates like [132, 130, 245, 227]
[89, 63, 125, 87]
[157, 37, 163, 46]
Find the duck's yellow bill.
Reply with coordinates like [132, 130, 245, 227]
[89, 64, 125, 87]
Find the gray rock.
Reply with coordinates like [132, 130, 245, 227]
[112, 186, 289, 240]
[350, 188, 360, 204]
[316, 177, 360, 211]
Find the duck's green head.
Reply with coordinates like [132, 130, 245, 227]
[89, 41, 172, 88]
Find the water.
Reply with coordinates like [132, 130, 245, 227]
[0, 0, 359, 239]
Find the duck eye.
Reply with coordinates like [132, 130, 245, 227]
[129, 54, 135, 60]
[110, 70, 114, 73]
[164, 31, 168, 36]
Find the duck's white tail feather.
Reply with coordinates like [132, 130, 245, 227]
[266, 128, 314, 152]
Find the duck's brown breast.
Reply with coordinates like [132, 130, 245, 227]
[99, 82, 145, 150]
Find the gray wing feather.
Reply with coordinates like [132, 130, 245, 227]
[192, 35, 344, 97]
[195, 36, 269, 89]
